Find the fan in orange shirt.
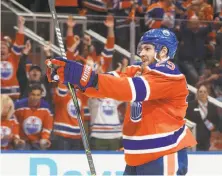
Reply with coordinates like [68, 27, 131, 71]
[14, 84, 53, 150]
[1, 16, 25, 100]
[1, 95, 25, 150]
[51, 83, 85, 150]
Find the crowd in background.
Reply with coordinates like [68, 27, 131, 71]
[1, 0, 222, 151]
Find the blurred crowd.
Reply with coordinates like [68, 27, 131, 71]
[1, 0, 222, 151]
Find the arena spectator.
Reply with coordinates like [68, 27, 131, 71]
[186, 84, 220, 151]
[176, 15, 212, 85]
[17, 43, 53, 106]
[14, 84, 53, 150]
[1, 16, 25, 101]
[50, 83, 85, 150]
[144, 0, 175, 29]
[1, 95, 25, 150]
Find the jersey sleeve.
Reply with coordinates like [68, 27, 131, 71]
[14, 101, 22, 123]
[81, 93, 91, 121]
[145, 3, 164, 28]
[11, 33, 25, 58]
[100, 36, 115, 72]
[108, 65, 142, 78]
[41, 105, 53, 140]
[119, 0, 133, 9]
[53, 83, 68, 103]
[11, 116, 20, 139]
[85, 70, 188, 102]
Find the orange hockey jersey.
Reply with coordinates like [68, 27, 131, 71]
[1, 33, 24, 99]
[14, 98, 53, 142]
[85, 60, 197, 166]
[1, 116, 20, 150]
[145, 1, 175, 29]
[53, 84, 84, 139]
[56, 0, 78, 7]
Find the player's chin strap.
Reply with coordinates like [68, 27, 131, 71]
[154, 52, 170, 63]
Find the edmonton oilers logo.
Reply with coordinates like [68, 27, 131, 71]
[162, 29, 170, 36]
[0, 126, 12, 147]
[102, 99, 114, 116]
[130, 102, 142, 122]
[23, 116, 42, 135]
[1, 61, 13, 80]
[67, 99, 81, 118]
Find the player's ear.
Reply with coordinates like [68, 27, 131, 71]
[159, 46, 168, 58]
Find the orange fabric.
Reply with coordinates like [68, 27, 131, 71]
[53, 84, 84, 139]
[145, 2, 164, 29]
[100, 36, 114, 72]
[84, 65, 197, 166]
[167, 153, 176, 175]
[1, 33, 24, 99]
[1, 117, 19, 150]
[81, 93, 90, 121]
[14, 103, 53, 141]
[187, 3, 213, 20]
[120, 1, 133, 9]
[56, 0, 78, 7]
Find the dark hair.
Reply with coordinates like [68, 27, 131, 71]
[28, 83, 43, 93]
[196, 83, 208, 91]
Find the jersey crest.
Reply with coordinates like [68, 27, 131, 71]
[1, 61, 13, 80]
[130, 102, 142, 122]
[101, 99, 115, 116]
[0, 126, 12, 147]
[67, 98, 81, 118]
[23, 116, 42, 135]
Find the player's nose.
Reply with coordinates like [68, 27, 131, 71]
[139, 49, 146, 57]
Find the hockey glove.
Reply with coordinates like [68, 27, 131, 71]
[45, 57, 98, 91]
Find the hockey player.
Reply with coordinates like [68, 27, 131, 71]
[46, 28, 197, 175]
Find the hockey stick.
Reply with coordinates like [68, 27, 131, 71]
[47, 0, 96, 175]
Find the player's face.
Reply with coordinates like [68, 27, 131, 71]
[197, 85, 208, 102]
[28, 89, 42, 106]
[29, 69, 42, 81]
[139, 44, 156, 66]
[1, 43, 9, 60]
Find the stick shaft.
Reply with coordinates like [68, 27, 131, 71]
[48, 0, 96, 175]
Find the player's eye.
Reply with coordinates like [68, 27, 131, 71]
[144, 47, 150, 51]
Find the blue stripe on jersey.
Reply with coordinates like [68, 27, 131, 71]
[102, 49, 114, 57]
[132, 77, 147, 101]
[15, 98, 53, 115]
[83, 108, 90, 116]
[12, 45, 23, 54]
[54, 124, 80, 133]
[91, 131, 122, 133]
[83, 108, 90, 114]
[58, 89, 67, 95]
[91, 123, 121, 126]
[14, 98, 28, 109]
[123, 125, 185, 150]
[1, 88, 20, 94]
